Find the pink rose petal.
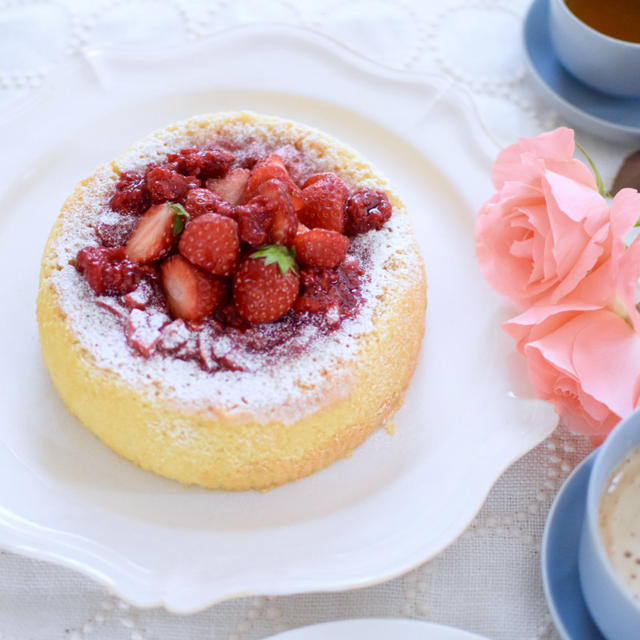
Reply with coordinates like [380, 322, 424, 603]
[476, 132, 611, 308]
[491, 128, 596, 190]
[503, 301, 600, 353]
[523, 310, 640, 438]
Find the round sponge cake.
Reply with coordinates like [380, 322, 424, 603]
[36, 111, 426, 490]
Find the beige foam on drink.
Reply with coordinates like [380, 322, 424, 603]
[599, 445, 640, 603]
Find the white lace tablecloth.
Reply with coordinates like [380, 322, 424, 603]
[2, 1, 637, 639]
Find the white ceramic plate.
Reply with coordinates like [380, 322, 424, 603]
[0, 25, 557, 612]
[265, 618, 489, 640]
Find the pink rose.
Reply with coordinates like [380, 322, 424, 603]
[476, 128, 611, 307]
[569, 188, 640, 331]
[477, 128, 640, 439]
[503, 189, 640, 440]
[504, 188, 640, 351]
[515, 309, 640, 439]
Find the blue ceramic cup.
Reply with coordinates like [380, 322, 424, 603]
[579, 409, 640, 639]
[549, 0, 640, 97]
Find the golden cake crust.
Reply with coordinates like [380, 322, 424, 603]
[37, 111, 427, 490]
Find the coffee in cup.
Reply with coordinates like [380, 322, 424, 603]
[579, 409, 640, 639]
[599, 444, 640, 602]
[549, 0, 640, 97]
[564, 0, 640, 44]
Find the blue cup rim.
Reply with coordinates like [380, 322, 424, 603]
[585, 408, 640, 615]
[552, 0, 640, 50]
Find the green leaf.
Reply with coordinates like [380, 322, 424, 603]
[575, 140, 609, 198]
[251, 244, 298, 276]
[170, 202, 190, 236]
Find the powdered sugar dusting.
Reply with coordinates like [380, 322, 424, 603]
[47, 112, 422, 425]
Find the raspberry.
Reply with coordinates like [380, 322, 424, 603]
[183, 188, 235, 218]
[95, 212, 138, 247]
[235, 197, 274, 246]
[345, 188, 392, 235]
[167, 146, 234, 179]
[145, 166, 200, 204]
[109, 171, 149, 215]
[294, 260, 364, 320]
[76, 246, 144, 295]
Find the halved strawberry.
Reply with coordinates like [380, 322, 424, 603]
[293, 228, 349, 268]
[251, 179, 298, 246]
[206, 168, 250, 205]
[178, 213, 240, 275]
[233, 245, 300, 324]
[299, 172, 348, 232]
[125, 202, 188, 263]
[160, 254, 226, 321]
[244, 154, 304, 210]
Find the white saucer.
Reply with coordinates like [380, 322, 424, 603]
[523, 0, 640, 143]
[0, 24, 556, 612]
[265, 618, 489, 640]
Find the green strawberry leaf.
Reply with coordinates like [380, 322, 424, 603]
[251, 244, 299, 276]
[170, 202, 190, 236]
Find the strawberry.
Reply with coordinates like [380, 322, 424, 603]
[125, 202, 189, 263]
[299, 172, 348, 232]
[293, 229, 349, 268]
[233, 245, 300, 323]
[251, 179, 298, 246]
[178, 213, 240, 275]
[245, 154, 304, 210]
[206, 168, 250, 205]
[160, 254, 226, 321]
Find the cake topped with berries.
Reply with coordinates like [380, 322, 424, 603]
[38, 111, 426, 489]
